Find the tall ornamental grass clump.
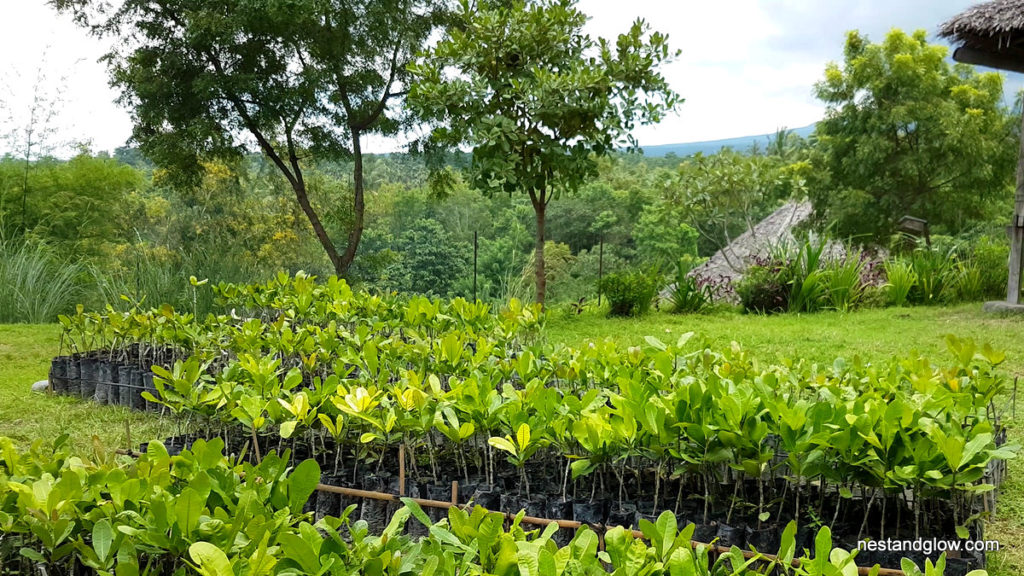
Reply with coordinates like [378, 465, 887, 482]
[0, 236, 85, 323]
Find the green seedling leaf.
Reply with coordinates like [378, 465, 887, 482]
[488, 436, 517, 456]
[92, 519, 113, 563]
[644, 336, 667, 351]
[189, 542, 233, 576]
[175, 487, 204, 535]
[288, 459, 321, 514]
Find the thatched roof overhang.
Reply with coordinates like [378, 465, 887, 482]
[939, 0, 1024, 72]
[940, 1, 1024, 305]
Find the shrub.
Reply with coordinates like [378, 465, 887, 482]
[972, 235, 1009, 299]
[786, 239, 830, 313]
[0, 236, 85, 323]
[789, 268, 828, 313]
[668, 259, 714, 313]
[824, 256, 865, 311]
[883, 259, 917, 307]
[909, 249, 953, 304]
[736, 261, 791, 314]
[951, 260, 984, 302]
[859, 284, 888, 309]
[598, 268, 661, 317]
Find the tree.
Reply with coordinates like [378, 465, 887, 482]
[0, 52, 70, 236]
[0, 152, 142, 258]
[387, 218, 470, 297]
[811, 29, 1016, 240]
[675, 150, 804, 264]
[55, 0, 447, 276]
[408, 0, 680, 305]
[633, 206, 699, 270]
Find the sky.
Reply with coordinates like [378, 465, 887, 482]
[1, 0, 1020, 156]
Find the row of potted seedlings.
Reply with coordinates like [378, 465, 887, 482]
[49, 353, 159, 412]
[54, 338, 1008, 576]
[143, 412, 1001, 576]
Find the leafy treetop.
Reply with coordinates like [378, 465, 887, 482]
[810, 29, 1015, 240]
[408, 0, 681, 304]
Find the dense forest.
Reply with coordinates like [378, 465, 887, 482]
[0, 29, 1019, 322]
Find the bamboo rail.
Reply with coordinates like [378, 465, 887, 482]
[312, 481, 904, 576]
[113, 448, 904, 576]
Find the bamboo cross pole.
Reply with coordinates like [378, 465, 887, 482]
[311, 482, 904, 576]
[111, 449, 905, 576]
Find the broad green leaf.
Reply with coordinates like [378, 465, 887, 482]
[288, 459, 321, 514]
[515, 424, 530, 451]
[188, 542, 233, 576]
[175, 487, 204, 535]
[93, 519, 113, 563]
[488, 436, 517, 456]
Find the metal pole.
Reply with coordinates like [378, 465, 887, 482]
[597, 236, 604, 307]
[473, 231, 479, 302]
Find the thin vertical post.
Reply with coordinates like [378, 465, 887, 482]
[399, 444, 406, 496]
[1009, 221, 1023, 304]
[597, 236, 604, 307]
[473, 230, 479, 302]
[1008, 110, 1024, 304]
[136, 254, 141, 303]
[471, 228, 479, 301]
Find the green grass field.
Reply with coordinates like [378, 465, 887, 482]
[0, 324, 170, 454]
[3, 305, 1024, 574]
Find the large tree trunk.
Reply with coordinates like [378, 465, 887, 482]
[339, 128, 366, 277]
[291, 171, 345, 275]
[530, 188, 547, 306]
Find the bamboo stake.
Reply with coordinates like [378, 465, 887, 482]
[399, 444, 406, 497]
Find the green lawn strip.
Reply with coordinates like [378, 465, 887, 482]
[0, 324, 169, 454]
[546, 304, 1024, 371]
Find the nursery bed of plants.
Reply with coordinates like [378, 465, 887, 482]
[1, 434, 927, 576]
[30, 273, 1018, 575]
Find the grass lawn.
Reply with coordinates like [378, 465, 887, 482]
[0, 324, 171, 454]
[3, 305, 1024, 574]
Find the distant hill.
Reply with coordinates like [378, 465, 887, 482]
[639, 124, 816, 158]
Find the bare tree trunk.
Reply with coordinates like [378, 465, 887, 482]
[530, 188, 547, 306]
[339, 128, 366, 277]
[288, 163, 345, 275]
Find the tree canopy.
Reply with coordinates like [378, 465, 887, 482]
[408, 0, 680, 304]
[54, 0, 447, 275]
[810, 29, 1016, 240]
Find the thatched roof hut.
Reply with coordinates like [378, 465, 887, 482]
[939, 0, 1024, 72]
[940, 0, 1024, 306]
